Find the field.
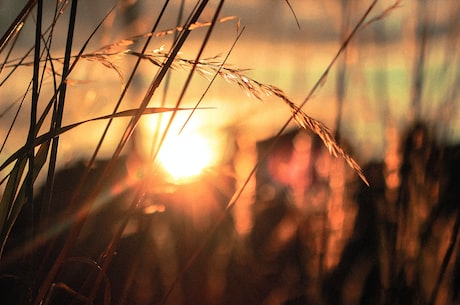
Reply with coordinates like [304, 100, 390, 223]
[0, 1, 459, 305]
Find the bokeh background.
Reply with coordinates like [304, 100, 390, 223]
[1, 1, 459, 305]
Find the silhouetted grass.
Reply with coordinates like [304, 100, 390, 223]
[1, 1, 458, 305]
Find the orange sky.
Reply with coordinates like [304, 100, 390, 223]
[0, 0, 459, 168]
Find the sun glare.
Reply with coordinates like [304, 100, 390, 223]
[158, 133, 214, 181]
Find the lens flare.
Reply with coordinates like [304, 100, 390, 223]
[158, 133, 214, 181]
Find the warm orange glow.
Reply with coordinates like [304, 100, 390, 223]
[159, 133, 214, 181]
[141, 112, 223, 182]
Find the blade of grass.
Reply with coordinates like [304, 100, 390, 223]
[26, 0, 43, 246]
[38, 0, 69, 228]
[0, 0, 65, 156]
[0, 82, 32, 154]
[227, 0, 379, 216]
[0, 0, 70, 87]
[410, 0, 427, 121]
[34, 4, 117, 139]
[283, 0, 301, 29]
[272, 0, 380, 187]
[86, 1, 219, 303]
[0, 1, 77, 265]
[154, 1, 228, 303]
[427, 208, 460, 305]
[0, 141, 48, 258]
[0, 106, 205, 172]
[0, 0, 38, 54]
[0, 2, 117, 232]
[0, 20, 22, 77]
[45, 0, 79, 215]
[150, 0, 185, 160]
[0, 15, 236, 74]
[150, 0, 224, 167]
[58, 0, 172, 217]
[178, 26, 245, 135]
[334, 0, 351, 141]
[0, 158, 27, 258]
[32, 0, 190, 300]
[55, 0, 173, 240]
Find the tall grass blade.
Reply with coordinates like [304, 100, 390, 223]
[32, 0, 210, 300]
[283, 0, 301, 29]
[428, 209, 460, 305]
[45, 0, 79, 211]
[0, 0, 37, 54]
[0, 106, 202, 172]
[0, 158, 27, 258]
[411, 0, 428, 120]
[179, 26, 245, 135]
[0, 141, 49, 258]
[24, 0, 43, 251]
[151, 0, 224, 166]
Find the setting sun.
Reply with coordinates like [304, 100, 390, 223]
[158, 133, 214, 181]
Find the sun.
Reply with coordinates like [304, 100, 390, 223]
[158, 133, 214, 181]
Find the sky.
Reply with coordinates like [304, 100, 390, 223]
[0, 0, 459, 169]
[1, 3, 459, 303]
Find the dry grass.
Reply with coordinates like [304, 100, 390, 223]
[2, 1, 457, 305]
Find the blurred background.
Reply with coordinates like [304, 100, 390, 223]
[1, 0, 459, 305]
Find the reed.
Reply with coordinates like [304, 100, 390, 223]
[1, 1, 457, 305]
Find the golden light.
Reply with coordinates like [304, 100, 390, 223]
[140, 110, 225, 183]
[158, 133, 215, 181]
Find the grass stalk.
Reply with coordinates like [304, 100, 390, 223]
[3, 1, 451, 305]
[0, 0, 38, 54]
[428, 208, 460, 305]
[34, 1, 212, 303]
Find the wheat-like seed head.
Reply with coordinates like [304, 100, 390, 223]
[127, 51, 369, 185]
[71, 33, 370, 185]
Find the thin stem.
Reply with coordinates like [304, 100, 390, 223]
[0, 0, 38, 54]
[32, 0, 79, 303]
[428, 208, 460, 305]
[27, 0, 42, 261]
